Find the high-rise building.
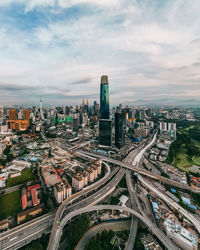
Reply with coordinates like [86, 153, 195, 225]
[0, 106, 3, 118]
[100, 75, 109, 119]
[115, 112, 126, 148]
[72, 118, 79, 132]
[40, 100, 44, 120]
[23, 110, 30, 121]
[9, 109, 16, 121]
[99, 119, 112, 147]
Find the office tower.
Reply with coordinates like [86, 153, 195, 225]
[23, 110, 30, 121]
[40, 100, 44, 120]
[115, 112, 126, 148]
[72, 118, 79, 132]
[100, 75, 109, 119]
[99, 119, 112, 147]
[0, 106, 3, 118]
[139, 110, 145, 120]
[9, 109, 16, 121]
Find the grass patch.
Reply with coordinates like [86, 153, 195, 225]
[0, 191, 21, 220]
[173, 146, 192, 171]
[6, 168, 38, 188]
[192, 156, 200, 166]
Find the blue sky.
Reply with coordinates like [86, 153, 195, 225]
[0, 0, 200, 105]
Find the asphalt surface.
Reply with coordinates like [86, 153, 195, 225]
[138, 175, 200, 234]
[75, 220, 131, 250]
[47, 168, 126, 250]
[56, 205, 179, 250]
[125, 171, 138, 250]
[0, 167, 119, 250]
[78, 150, 200, 194]
[0, 212, 54, 250]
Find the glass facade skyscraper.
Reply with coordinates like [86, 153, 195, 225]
[100, 75, 109, 119]
[99, 119, 112, 146]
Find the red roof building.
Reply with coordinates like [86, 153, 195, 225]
[26, 184, 41, 192]
[57, 168, 64, 174]
[31, 189, 40, 207]
[191, 176, 200, 187]
[21, 187, 28, 210]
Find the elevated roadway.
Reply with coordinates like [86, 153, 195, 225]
[75, 220, 131, 250]
[125, 171, 138, 250]
[53, 205, 179, 250]
[78, 150, 200, 194]
[133, 132, 157, 166]
[139, 175, 200, 234]
[47, 168, 125, 250]
[0, 165, 118, 250]
[0, 212, 54, 250]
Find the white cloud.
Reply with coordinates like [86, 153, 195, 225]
[0, 0, 200, 105]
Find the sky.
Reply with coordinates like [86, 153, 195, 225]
[0, 0, 200, 106]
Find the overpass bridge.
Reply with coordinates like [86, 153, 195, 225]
[77, 150, 200, 194]
[51, 205, 179, 250]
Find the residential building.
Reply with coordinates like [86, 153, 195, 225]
[8, 109, 16, 121]
[54, 182, 72, 203]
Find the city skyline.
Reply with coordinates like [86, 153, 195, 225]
[0, 1, 200, 105]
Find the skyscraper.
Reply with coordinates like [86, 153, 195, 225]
[100, 75, 109, 119]
[0, 106, 3, 118]
[9, 109, 16, 121]
[115, 112, 126, 148]
[23, 110, 30, 121]
[40, 100, 44, 120]
[99, 119, 112, 147]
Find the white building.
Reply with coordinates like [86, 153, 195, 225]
[164, 219, 198, 250]
[72, 174, 85, 191]
[0, 143, 6, 156]
[54, 182, 72, 203]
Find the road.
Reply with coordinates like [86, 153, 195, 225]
[138, 175, 200, 234]
[47, 168, 126, 250]
[78, 150, 200, 194]
[0, 180, 39, 195]
[0, 167, 118, 250]
[75, 220, 131, 250]
[55, 205, 179, 250]
[133, 132, 157, 166]
[125, 171, 138, 250]
[0, 212, 54, 250]
[123, 135, 157, 250]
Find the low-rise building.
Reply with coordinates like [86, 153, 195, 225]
[191, 176, 200, 188]
[31, 189, 40, 207]
[17, 205, 43, 224]
[0, 219, 9, 231]
[10, 172, 21, 178]
[21, 187, 28, 210]
[0, 143, 6, 156]
[135, 128, 150, 138]
[141, 233, 162, 250]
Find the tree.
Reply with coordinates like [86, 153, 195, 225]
[64, 214, 90, 249]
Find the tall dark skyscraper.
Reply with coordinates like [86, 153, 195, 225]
[99, 119, 112, 147]
[100, 75, 109, 119]
[115, 112, 126, 148]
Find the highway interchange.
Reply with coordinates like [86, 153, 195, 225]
[1, 132, 200, 249]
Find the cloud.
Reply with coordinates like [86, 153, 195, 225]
[0, 0, 200, 105]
